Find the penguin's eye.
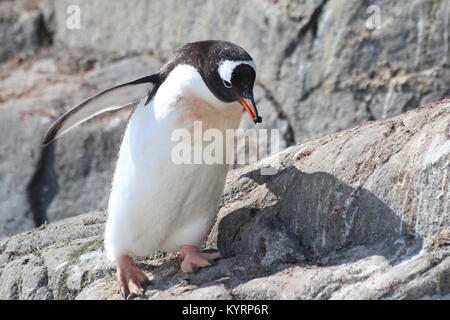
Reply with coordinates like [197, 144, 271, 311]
[223, 80, 232, 88]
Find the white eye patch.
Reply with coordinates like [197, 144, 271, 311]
[218, 60, 256, 82]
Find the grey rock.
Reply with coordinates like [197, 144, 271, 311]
[45, 0, 450, 143]
[2, 0, 449, 236]
[0, 100, 448, 300]
[0, 94, 55, 237]
[0, 254, 53, 300]
[210, 100, 450, 260]
[0, 0, 50, 62]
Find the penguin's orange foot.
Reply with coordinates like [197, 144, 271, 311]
[179, 245, 221, 273]
[116, 255, 149, 299]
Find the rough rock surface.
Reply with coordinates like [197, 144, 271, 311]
[0, 0, 449, 236]
[0, 101, 448, 300]
[0, 0, 50, 62]
[45, 0, 450, 142]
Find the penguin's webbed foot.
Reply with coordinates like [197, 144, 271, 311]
[179, 245, 221, 273]
[116, 255, 150, 299]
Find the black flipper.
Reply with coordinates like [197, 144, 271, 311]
[42, 74, 160, 146]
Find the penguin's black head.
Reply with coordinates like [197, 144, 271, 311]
[211, 42, 261, 124]
[169, 41, 262, 124]
[216, 59, 261, 124]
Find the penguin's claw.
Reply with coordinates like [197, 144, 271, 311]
[201, 250, 222, 261]
[116, 255, 149, 300]
[179, 245, 221, 273]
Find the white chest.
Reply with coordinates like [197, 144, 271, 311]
[107, 65, 243, 254]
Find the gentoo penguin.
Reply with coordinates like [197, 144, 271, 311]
[42, 40, 261, 298]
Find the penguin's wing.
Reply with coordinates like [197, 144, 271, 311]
[42, 74, 160, 146]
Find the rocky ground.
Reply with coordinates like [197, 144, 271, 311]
[0, 101, 448, 299]
[1, 0, 449, 238]
[0, 0, 449, 300]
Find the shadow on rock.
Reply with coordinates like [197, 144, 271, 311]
[216, 165, 423, 267]
[139, 165, 424, 298]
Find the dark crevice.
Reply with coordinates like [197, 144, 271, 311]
[282, 0, 328, 60]
[256, 81, 296, 146]
[36, 11, 53, 48]
[402, 95, 420, 114]
[26, 143, 59, 227]
[353, 88, 377, 121]
[298, 81, 323, 103]
[361, 96, 377, 121]
[366, 105, 376, 121]
[38, 3, 56, 47]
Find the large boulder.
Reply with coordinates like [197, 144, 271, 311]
[44, 0, 450, 142]
[0, 100, 448, 300]
[2, 0, 449, 237]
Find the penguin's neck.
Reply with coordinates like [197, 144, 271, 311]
[153, 64, 243, 133]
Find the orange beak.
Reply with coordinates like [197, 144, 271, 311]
[236, 94, 262, 124]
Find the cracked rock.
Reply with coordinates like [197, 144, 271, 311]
[0, 100, 448, 300]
